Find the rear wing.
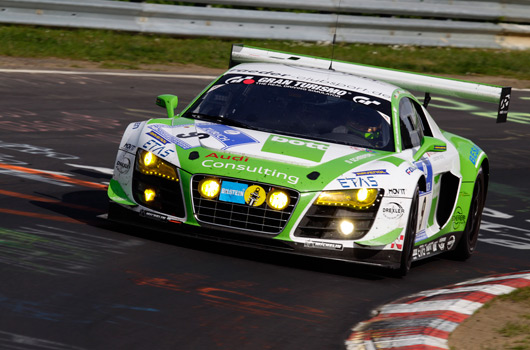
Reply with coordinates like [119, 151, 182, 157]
[230, 44, 511, 123]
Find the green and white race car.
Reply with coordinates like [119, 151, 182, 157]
[108, 45, 511, 275]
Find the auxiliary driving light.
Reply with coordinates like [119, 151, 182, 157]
[338, 220, 355, 236]
[266, 189, 290, 210]
[315, 188, 378, 209]
[144, 188, 156, 202]
[198, 178, 221, 199]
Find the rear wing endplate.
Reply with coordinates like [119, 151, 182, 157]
[230, 44, 511, 123]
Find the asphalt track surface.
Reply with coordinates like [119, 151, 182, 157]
[0, 69, 529, 350]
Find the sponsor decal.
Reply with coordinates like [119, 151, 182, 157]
[254, 77, 348, 97]
[256, 77, 294, 86]
[140, 210, 168, 222]
[433, 145, 447, 151]
[228, 69, 290, 77]
[413, 241, 433, 260]
[244, 185, 266, 206]
[415, 229, 428, 242]
[437, 236, 447, 250]
[261, 135, 329, 162]
[344, 152, 374, 164]
[413, 235, 458, 259]
[304, 241, 344, 251]
[382, 202, 405, 219]
[132, 122, 142, 129]
[353, 96, 381, 106]
[205, 152, 249, 162]
[337, 176, 378, 189]
[405, 166, 417, 175]
[452, 206, 466, 230]
[222, 72, 391, 111]
[201, 160, 299, 185]
[390, 234, 405, 250]
[142, 139, 175, 158]
[387, 188, 406, 196]
[469, 145, 481, 165]
[115, 157, 131, 174]
[354, 169, 389, 176]
[196, 123, 259, 149]
[123, 143, 136, 152]
[226, 76, 257, 84]
[219, 181, 247, 204]
[447, 235, 456, 250]
[147, 130, 169, 145]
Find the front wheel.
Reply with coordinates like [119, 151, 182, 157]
[397, 186, 419, 276]
[453, 167, 486, 260]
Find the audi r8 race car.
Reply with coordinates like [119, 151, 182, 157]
[107, 45, 511, 275]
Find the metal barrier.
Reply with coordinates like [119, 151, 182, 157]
[0, 0, 529, 49]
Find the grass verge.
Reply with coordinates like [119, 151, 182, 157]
[2, 24, 530, 80]
[449, 286, 530, 350]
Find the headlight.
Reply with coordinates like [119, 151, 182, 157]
[315, 188, 379, 209]
[137, 149, 178, 181]
[198, 178, 221, 199]
[266, 189, 290, 210]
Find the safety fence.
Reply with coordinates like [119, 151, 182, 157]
[0, 0, 529, 49]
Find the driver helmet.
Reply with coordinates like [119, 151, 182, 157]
[346, 108, 383, 140]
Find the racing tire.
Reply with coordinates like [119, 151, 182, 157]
[452, 167, 485, 260]
[397, 186, 419, 276]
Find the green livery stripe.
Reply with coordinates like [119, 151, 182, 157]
[356, 227, 402, 246]
[108, 179, 135, 205]
[380, 155, 406, 167]
[428, 196, 437, 227]
[147, 118, 173, 126]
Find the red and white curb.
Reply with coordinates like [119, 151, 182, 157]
[345, 271, 530, 350]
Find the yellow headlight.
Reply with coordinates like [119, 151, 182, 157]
[267, 189, 290, 210]
[137, 150, 178, 181]
[315, 189, 378, 209]
[199, 178, 221, 199]
[143, 151, 156, 167]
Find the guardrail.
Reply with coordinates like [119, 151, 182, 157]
[0, 0, 529, 49]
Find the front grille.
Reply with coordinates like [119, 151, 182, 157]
[294, 191, 383, 240]
[191, 175, 299, 234]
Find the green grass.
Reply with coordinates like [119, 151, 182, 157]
[2, 24, 530, 79]
[495, 287, 530, 350]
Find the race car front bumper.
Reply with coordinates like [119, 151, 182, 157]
[107, 201, 403, 270]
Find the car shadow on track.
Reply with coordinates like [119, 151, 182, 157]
[32, 188, 438, 281]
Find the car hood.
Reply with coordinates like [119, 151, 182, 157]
[141, 119, 401, 191]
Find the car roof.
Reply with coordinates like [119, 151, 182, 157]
[226, 62, 400, 101]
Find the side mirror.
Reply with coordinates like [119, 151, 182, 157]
[413, 136, 447, 162]
[156, 94, 179, 118]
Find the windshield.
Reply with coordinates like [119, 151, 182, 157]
[182, 74, 394, 151]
